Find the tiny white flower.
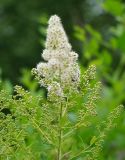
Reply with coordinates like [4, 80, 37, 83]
[36, 15, 80, 98]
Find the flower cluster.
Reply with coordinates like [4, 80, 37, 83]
[36, 15, 80, 99]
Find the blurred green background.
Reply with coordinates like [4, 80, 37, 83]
[0, 0, 125, 159]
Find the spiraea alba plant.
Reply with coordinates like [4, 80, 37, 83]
[0, 15, 123, 160]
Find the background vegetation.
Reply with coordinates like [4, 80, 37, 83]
[0, 0, 125, 159]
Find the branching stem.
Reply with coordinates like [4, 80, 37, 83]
[58, 102, 63, 160]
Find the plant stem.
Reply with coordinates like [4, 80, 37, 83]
[31, 118, 52, 144]
[58, 102, 63, 160]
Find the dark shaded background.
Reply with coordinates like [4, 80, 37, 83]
[0, 0, 117, 83]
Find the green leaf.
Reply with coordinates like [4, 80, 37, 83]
[103, 0, 124, 16]
[90, 136, 97, 145]
[74, 25, 86, 41]
[118, 31, 125, 52]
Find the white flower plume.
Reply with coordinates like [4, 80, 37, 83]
[36, 15, 80, 98]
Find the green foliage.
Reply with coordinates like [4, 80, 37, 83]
[73, 1, 125, 159]
[0, 86, 44, 159]
[0, 0, 125, 159]
[20, 68, 43, 95]
[0, 65, 123, 159]
[103, 0, 124, 16]
[0, 69, 13, 93]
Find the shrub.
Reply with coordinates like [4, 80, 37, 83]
[0, 15, 123, 160]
